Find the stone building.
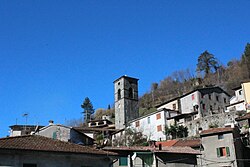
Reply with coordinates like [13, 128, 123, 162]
[114, 75, 139, 129]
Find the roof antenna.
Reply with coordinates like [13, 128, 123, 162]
[22, 113, 29, 131]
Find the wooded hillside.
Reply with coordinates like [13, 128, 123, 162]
[139, 43, 250, 113]
[93, 43, 250, 119]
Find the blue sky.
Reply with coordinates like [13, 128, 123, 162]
[0, 1, 250, 137]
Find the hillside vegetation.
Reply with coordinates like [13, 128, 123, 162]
[139, 43, 250, 111]
[93, 43, 250, 120]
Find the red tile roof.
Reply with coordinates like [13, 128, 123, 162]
[0, 135, 116, 155]
[156, 140, 178, 147]
[156, 139, 200, 148]
[200, 127, 234, 136]
[173, 139, 200, 148]
[155, 146, 200, 155]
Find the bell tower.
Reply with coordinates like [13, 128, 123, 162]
[114, 76, 139, 129]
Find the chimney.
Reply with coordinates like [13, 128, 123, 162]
[49, 120, 54, 125]
[159, 144, 162, 150]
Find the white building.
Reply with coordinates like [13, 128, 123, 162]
[128, 108, 178, 141]
[179, 87, 230, 118]
[227, 81, 250, 112]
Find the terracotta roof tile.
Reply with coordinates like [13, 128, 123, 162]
[173, 139, 200, 148]
[156, 140, 178, 147]
[0, 135, 116, 155]
[155, 146, 200, 155]
[200, 127, 234, 136]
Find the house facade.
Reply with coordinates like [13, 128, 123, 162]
[180, 87, 230, 118]
[200, 127, 244, 167]
[128, 109, 178, 141]
[156, 97, 179, 111]
[104, 146, 199, 167]
[9, 125, 44, 137]
[0, 135, 116, 167]
[156, 87, 230, 122]
[227, 81, 250, 112]
[35, 123, 94, 145]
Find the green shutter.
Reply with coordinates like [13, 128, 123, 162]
[216, 148, 220, 157]
[226, 147, 230, 157]
[119, 157, 128, 166]
[52, 132, 57, 139]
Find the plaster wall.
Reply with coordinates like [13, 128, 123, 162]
[129, 110, 178, 141]
[157, 99, 179, 111]
[180, 91, 201, 115]
[201, 133, 237, 167]
[0, 150, 112, 167]
[180, 91, 229, 118]
[242, 82, 250, 112]
[9, 130, 21, 137]
[36, 125, 70, 142]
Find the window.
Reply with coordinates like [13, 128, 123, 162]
[239, 90, 242, 95]
[129, 87, 133, 99]
[217, 147, 230, 157]
[118, 89, 121, 100]
[216, 96, 219, 102]
[218, 134, 224, 140]
[192, 94, 195, 100]
[157, 125, 162, 132]
[202, 104, 206, 110]
[173, 103, 176, 110]
[135, 121, 140, 127]
[156, 113, 161, 120]
[224, 98, 227, 103]
[119, 157, 128, 166]
[210, 105, 213, 111]
[147, 117, 150, 124]
[209, 94, 211, 100]
[23, 164, 37, 167]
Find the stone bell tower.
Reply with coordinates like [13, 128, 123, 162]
[114, 76, 139, 129]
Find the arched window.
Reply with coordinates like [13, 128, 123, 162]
[129, 87, 133, 99]
[118, 89, 121, 100]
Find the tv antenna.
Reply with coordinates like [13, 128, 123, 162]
[22, 113, 29, 130]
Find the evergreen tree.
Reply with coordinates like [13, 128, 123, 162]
[197, 51, 218, 78]
[81, 97, 94, 124]
[242, 43, 250, 78]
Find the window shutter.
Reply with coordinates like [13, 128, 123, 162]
[119, 157, 128, 166]
[52, 132, 57, 139]
[216, 148, 220, 157]
[226, 147, 230, 157]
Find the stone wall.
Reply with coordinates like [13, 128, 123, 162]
[186, 111, 239, 137]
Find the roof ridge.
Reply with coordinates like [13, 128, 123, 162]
[0, 134, 32, 140]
